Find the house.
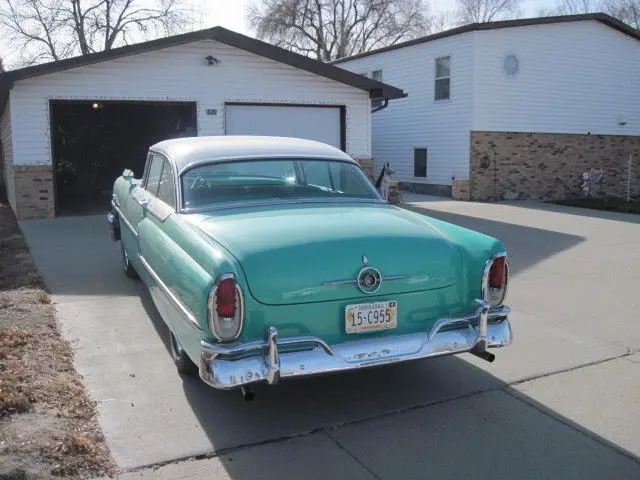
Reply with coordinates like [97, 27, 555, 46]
[0, 27, 405, 220]
[334, 13, 640, 201]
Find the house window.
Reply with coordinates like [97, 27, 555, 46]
[371, 70, 383, 108]
[435, 56, 450, 101]
[414, 148, 427, 177]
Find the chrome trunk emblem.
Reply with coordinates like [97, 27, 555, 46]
[357, 267, 382, 294]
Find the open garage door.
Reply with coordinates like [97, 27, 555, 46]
[225, 103, 345, 151]
[50, 100, 197, 215]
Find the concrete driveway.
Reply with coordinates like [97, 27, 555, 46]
[20, 199, 640, 479]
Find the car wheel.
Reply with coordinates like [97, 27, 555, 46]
[121, 241, 139, 279]
[170, 331, 198, 375]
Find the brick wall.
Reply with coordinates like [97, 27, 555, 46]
[355, 157, 374, 180]
[470, 131, 640, 201]
[13, 165, 55, 220]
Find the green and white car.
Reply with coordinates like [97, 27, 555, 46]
[107, 136, 512, 399]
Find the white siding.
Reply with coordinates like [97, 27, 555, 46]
[9, 39, 371, 167]
[473, 21, 640, 135]
[339, 32, 475, 185]
[0, 99, 15, 211]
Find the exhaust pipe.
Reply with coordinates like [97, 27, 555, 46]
[241, 385, 255, 401]
[471, 349, 495, 363]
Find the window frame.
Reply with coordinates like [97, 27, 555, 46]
[178, 158, 383, 212]
[144, 153, 165, 196]
[155, 153, 178, 208]
[413, 147, 428, 179]
[371, 69, 384, 108]
[142, 152, 154, 187]
[434, 55, 451, 102]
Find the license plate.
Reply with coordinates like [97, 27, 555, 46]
[345, 301, 397, 334]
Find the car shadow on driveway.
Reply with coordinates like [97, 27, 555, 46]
[403, 205, 586, 277]
[140, 287, 640, 479]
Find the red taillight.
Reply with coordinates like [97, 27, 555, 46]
[216, 278, 237, 317]
[489, 256, 506, 288]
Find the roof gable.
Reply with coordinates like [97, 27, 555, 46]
[332, 13, 640, 64]
[0, 26, 406, 116]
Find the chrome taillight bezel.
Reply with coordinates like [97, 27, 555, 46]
[207, 273, 244, 342]
[482, 252, 509, 308]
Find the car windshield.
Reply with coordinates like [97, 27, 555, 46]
[181, 158, 380, 209]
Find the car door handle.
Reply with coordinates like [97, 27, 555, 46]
[135, 197, 150, 207]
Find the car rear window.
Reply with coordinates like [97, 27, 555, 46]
[181, 159, 380, 209]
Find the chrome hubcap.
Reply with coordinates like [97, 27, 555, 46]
[122, 244, 129, 267]
[170, 332, 183, 356]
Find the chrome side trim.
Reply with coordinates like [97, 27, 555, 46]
[112, 201, 137, 239]
[199, 300, 512, 389]
[322, 274, 408, 287]
[146, 198, 174, 222]
[138, 255, 202, 332]
[427, 302, 509, 341]
[181, 197, 386, 214]
[201, 335, 333, 357]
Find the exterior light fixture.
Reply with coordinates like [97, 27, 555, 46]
[92, 102, 102, 110]
[205, 55, 221, 66]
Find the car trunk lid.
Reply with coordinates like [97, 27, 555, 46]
[195, 204, 461, 305]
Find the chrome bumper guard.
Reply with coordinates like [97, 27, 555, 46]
[199, 300, 512, 390]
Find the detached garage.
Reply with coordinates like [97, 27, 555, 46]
[0, 27, 404, 219]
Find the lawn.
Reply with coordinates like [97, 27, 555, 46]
[0, 201, 115, 479]
[551, 197, 640, 214]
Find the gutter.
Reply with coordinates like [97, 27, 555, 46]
[371, 91, 407, 113]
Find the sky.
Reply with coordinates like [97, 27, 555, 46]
[0, 0, 558, 69]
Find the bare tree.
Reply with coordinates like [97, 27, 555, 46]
[248, 0, 432, 62]
[602, 0, 640, 29]
[431, 9, 456, 32]
[454, 0, 524, 24]
[538, 0, 598, 15]
[0, 0, 193, 65]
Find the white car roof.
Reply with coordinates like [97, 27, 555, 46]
[150, 136, 357, 174]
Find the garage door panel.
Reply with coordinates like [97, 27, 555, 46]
[225, 105, 342, 150]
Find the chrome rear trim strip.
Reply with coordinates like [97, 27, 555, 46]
[112, 201, 137, 238]
[322, 274, 408, 287]
[139, 255, 202, 332]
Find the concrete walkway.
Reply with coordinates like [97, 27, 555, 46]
[19, 199, 640, 479]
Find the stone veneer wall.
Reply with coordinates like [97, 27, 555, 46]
[470, 131, 640, 201]
[13, 165, 55, 220]
[452, 179, 470, 201]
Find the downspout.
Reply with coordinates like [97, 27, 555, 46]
[371, 98, 389, 113]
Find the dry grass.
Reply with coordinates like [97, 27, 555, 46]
[0, 201, 116, 479]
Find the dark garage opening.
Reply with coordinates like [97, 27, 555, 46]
[50, 100, 197, 215]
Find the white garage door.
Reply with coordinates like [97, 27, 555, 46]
[225, 104, 343, 150]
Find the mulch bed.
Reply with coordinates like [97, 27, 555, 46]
[0, 200, 116, 479]
[551, 197, 640, 214]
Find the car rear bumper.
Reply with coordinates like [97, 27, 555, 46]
[199, 300, 512, 390]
